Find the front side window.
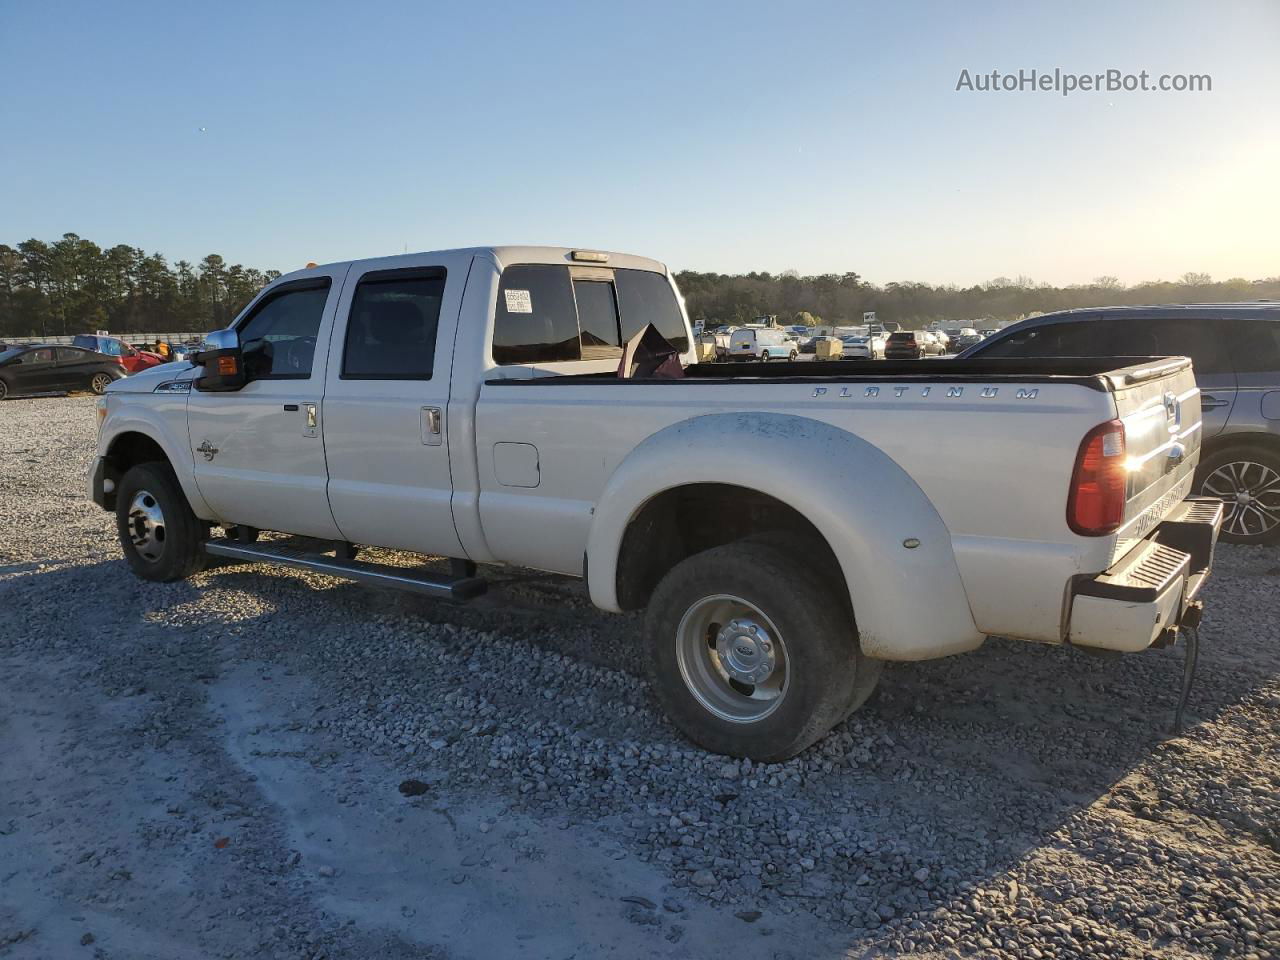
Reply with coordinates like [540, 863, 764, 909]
[26, 348, 54, 364]
[976, 321, 1093, 357]
[237, 281, 331, 379]
[342, 270, 445, 379]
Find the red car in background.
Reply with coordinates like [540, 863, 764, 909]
[71, 335, 165, 373]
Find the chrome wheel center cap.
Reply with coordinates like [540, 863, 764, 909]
[716, 618, 776, 685]
[1236, 491, 1253, 504]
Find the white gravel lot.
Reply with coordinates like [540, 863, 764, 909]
[1, 394, 1277, 960]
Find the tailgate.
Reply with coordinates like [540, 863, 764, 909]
[1110, 359, 1202, 561]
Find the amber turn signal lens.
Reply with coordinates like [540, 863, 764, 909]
[216, 356, 239, 376]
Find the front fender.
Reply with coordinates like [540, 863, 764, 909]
[586, 412, 983, 661]
[97, 397, 214, 521]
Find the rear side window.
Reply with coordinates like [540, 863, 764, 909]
[493, 265, 581, 364]
[342, 270, 445, 379]
[1227, 319, 1280, 373]
[615, 269, 689, 352]
[238, 281, 331, 379]
[56, 348, 89, 362]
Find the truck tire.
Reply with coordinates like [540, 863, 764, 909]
[644, 539, 878, 760]
[115, 462, 208, 582]
[1197, 444, 1280, 544]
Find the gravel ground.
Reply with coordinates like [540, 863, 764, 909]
[1, 394, 1277, 960]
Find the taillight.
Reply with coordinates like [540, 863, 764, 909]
[1067, 419, 1127, 535]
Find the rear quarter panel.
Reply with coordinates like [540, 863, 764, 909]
[473, 374, 1119, 646]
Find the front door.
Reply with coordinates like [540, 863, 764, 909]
[186, 267, 349, 540]
[321, 253, 467, 556]
[13, 347, 59, 392]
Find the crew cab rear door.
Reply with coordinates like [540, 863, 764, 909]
[320, 252, 470, 556]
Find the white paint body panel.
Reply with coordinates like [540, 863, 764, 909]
[94, 245, 1205, 662]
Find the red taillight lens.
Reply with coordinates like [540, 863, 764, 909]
[1067, 419, 1127, 535]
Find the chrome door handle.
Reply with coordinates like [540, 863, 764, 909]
[422, 406, 442, 446]
[1200, 395, 1229, 409]
[302, 403, 318, 437]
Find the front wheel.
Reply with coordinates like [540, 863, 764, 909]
[789, 350, 798, 361]
[644, 539, 881, 760]
[116, 462, 209, 581]
[90, 372, 114, 395]
[759, 352, 769, 362]
[1197, 445, 1280, 544]
[0, 377, 8, 401]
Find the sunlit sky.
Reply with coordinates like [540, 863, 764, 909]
[2, 0, 1277, 286]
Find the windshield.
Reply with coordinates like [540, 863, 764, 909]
[0, 348, 21, 363]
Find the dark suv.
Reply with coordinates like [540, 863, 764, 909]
[961, 303, 1280, 544]
[884, 331, 935, 360]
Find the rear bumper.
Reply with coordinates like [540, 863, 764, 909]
[1068, 497, 1222, 652]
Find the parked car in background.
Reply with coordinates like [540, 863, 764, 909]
[72, 335, 165, 373]
[841, 334, 886, 360]
[730, 327, 798, 361]
[884, 331, 926, 359]
[961, 303, 1280, 543]
[0, 344, 124, 400]
[979, 328, 999, 338]
[952, 332, 985, 352]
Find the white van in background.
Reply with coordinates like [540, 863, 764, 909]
[730, 327, 798, 361]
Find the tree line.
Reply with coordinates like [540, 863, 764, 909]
[675, 269, 1280, 328]
[2, 233, 1276, 340]
[0, 233, 282, 339]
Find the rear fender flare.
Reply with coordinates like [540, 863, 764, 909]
[586, 412, 983, 660]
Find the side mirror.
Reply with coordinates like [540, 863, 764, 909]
[192, 328, 246, 392]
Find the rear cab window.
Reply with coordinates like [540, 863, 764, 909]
[492, 263, 688, 366]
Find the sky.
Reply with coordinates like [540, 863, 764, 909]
[1, 0, 1277, 287]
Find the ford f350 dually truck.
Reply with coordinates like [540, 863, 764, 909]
[90, 246, 1222, 760]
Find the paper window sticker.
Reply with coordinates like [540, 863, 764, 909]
[504, 289, 533, 314]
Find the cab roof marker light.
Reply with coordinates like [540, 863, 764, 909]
[570, 250, 609, 263]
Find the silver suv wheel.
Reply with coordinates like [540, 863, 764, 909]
[1202, 460, 1280, 539]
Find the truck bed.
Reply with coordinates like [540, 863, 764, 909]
[487, 356, 1192, 390]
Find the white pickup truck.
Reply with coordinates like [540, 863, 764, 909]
[90, 246, 1223, 760]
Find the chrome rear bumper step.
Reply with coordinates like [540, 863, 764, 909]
[205, 540, 487, 602]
